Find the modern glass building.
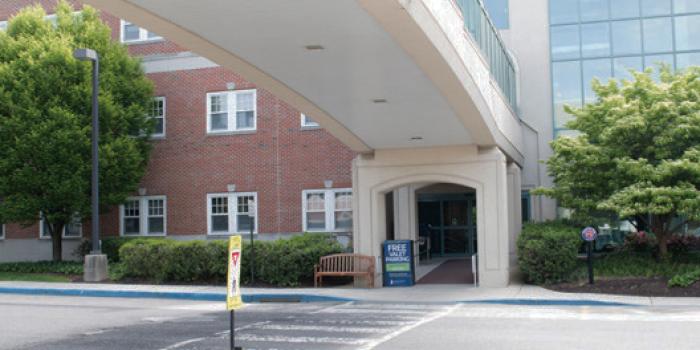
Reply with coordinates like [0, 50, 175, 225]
[549, 0, 700, 136]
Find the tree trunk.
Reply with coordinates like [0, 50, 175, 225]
[657, 231, 669, 259]
[50, 222, 65, 262]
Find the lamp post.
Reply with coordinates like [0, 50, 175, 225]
[75, 48, 107, 281]
[248, 199, 256, 285]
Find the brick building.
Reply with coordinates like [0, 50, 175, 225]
[0, 1, 356, 261]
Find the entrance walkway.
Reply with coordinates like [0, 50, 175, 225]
[417, 258, 474, 284]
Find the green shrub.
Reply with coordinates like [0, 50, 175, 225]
[118, 233, 343, 286]
[73, 236, 148, 262]
[517, 221, 581, 285]
[0, 261, 83, 275]
[668, 269, 700, 288]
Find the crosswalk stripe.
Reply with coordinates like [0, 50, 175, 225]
[256, 324, 387, 334]
[236, 333, 370, 345]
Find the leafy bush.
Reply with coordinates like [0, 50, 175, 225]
[623, 231, 657, 253]
[0, 261, 83, 275]
[517, 221, 580, 284]
[668, 269, 700, 288]
[73, 237, 146, 262]
[119, 233, 343, 286]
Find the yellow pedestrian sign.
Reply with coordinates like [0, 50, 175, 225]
[226, 236, 243, 311]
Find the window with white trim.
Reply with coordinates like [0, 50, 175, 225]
[120, 196, 167, 236]
[206, 90, 257, 133]
[302, 189, 353, 232]
[300, 113, 320, 128]
[120, 20, 162, 43]
[0, 21, 7, 31]
[0, 224, 5, 239]
[149, 97, 166, 137]
[39, 214, 82, 239]
[207, 192, 257, 235]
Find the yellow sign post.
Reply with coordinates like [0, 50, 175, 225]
[226, 235, 243, 350]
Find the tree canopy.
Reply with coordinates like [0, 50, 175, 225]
[0, 1, 154, 260]
[536, 66, 700, 257]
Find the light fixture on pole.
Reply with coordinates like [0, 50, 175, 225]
[75, 48, 107, 282]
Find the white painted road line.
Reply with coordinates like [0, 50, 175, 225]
[256, 324, 388, 334]
[358, 304, 460, 350]
[157, 337, 206, 350]
[236, 334, 370, 345]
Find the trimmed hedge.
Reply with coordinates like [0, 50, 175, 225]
[74, 237, 142, 262]
[118, 233, 343, 286]
[0, 261, 83, 275]
[517, 221, 580, 285]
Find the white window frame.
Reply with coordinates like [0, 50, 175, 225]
[120, 20, 162, 43]
[119, 196, 167, 236]
[206, 89, 257, 134]
[150, 96, 166, 138]
[207, 192, 258, 235]
[0, 224, 5, 240]
[302, 189, 353, 233]
[300, 113, 320, 129]
[0, 21, 7, 31]
[39, 214, 82, 239]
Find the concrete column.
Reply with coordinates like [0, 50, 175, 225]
[507, 162, 523, 281]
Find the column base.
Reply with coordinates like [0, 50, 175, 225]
[83, 254, 109, 282]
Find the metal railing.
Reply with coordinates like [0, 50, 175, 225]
[454, 0, 518, 113]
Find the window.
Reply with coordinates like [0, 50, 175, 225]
[120, 196, 167, 236]
[551, 25, 580, 60]
[674, 0, 700, 14]
[302, 189, 353, 232]
[643, 18, 673, 53]
[613, 56, 643, 80]
[483, 0, 509, 29]
[120, 20, 162, 43]
[0, 224, 4, 239]
[611, 0, 640, 19]
[642, 0, 672, 16]
[0, 21, 6, 31]
[580, 0, 609, 22]
[149, 97, 166, 138]
[39, 214, 82, 239]
[581, 22, 611, 58]
[552, 61, 582, 128]
[207, 192, 257, 235]
[550, 0, 579, 24]
[612, 20, 641, 56]
[300, 113, 320, 128]
[675, 15, 700, 51]
[206, 90, 257, 133]
[582, 59, 612, 102]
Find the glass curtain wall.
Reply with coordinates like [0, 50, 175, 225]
[549, 0, 700, 137]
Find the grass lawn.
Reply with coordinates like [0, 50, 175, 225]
[0, 271, 73, 282]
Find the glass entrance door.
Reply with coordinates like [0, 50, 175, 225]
[418, 194, 476, 257]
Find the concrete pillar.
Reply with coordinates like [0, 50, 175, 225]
[507, 162, 523, 281]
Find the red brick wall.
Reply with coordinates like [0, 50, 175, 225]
[0, 1, 357, 240]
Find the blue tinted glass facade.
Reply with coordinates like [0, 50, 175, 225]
[549, 0, 700, 136]
[483, 0, 509, 29]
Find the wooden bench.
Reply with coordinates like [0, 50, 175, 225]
[314, 253, 375, 288]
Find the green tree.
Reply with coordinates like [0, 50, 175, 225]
[536, 66, 700, 258]
[0, 2, 154, 261]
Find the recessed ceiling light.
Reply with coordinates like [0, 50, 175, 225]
[372, 99, 388, 104]
[305, 45, 325, 50]
[410, 136, 423, 141]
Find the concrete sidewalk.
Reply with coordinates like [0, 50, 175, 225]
[1, 281, 700, 307]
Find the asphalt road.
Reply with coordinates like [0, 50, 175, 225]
[3, 294, 700, 349]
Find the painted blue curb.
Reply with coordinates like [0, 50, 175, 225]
[0, 287, 355, 303]
[462, 298, 636, 307]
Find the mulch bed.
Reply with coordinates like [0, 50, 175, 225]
[548, 277, 700, 297]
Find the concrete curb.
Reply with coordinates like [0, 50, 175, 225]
[0, 287, 356, 303]
[0, 286, 643, 306]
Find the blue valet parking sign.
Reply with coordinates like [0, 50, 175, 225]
[382, 240, 415, 287]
